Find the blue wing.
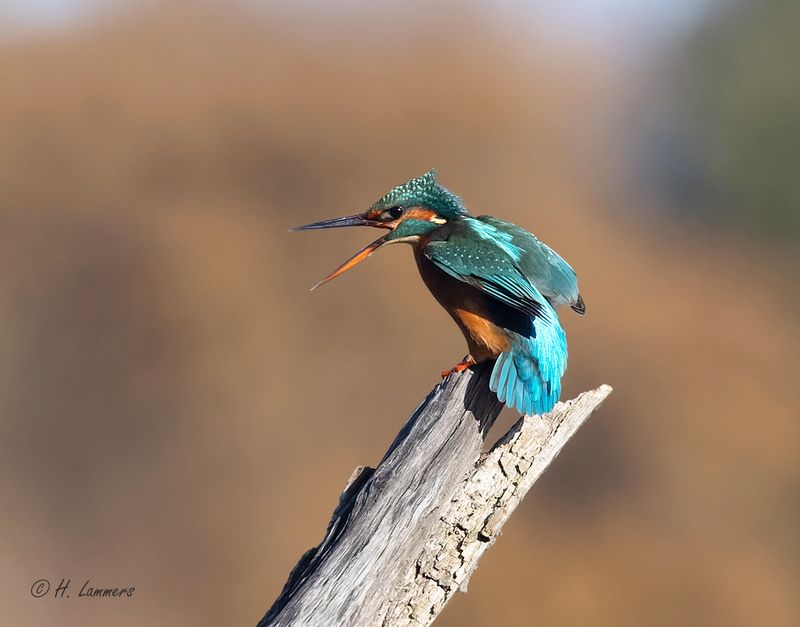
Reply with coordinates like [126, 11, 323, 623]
[424, 220, 553, 323]
[475, 215, 583, 312]
[423, 219, 568, 415]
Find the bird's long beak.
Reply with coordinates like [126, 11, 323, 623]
[292, 213, 381, 231]
[310, 233, 390, 290]
[293, 210, 394, 290]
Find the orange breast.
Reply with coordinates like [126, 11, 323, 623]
[413, 250, 510, 361]
[451, 306, 511, 359]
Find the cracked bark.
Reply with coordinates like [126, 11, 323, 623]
[258, 363, 612, 627]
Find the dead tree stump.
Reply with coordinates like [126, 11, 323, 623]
[259, 363, 612, 627]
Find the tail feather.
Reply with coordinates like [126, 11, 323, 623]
[505, 358, 517, 405]
[491, 353, 509, 403]
[489, 317, 567, 416]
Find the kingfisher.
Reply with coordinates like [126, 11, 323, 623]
[294, 170, 584, 416]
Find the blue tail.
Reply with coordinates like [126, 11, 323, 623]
[489, 316, 567, 416]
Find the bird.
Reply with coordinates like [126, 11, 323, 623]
[294, 169, 584, 416]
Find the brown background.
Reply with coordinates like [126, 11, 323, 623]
[1, 2, 798, 626]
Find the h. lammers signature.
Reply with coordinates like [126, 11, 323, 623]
[31, 578, 135, 599]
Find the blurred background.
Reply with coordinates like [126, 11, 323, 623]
[1, 1, 798, 625]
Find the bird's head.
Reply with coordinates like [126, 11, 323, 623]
[294, 169, 466, 289]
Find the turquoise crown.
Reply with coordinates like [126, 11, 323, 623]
[374, 169, 467, 219]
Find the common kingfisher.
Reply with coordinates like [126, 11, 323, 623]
[295, 170, 584, 416]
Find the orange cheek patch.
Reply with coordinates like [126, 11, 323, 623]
[404, 206, 439, 221]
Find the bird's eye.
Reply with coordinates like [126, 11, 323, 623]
[387, 205, 405, 219]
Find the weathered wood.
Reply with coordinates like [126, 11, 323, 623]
[258, 364, 611, 627]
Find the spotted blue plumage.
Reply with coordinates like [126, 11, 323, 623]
[467, 219, 523, 262]
[375, 169, 467, 220]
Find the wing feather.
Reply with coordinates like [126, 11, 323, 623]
[423, 220, 553, 322]
[475, 215, 582, 310]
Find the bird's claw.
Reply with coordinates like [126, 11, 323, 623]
[440, 355, 477, 378]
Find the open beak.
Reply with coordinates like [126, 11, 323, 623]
[292, 213, 381, 231]
[292, 212, 392, 290]
[309, 233, 390, 290]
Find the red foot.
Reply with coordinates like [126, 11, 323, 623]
[441, 355, 477, 378]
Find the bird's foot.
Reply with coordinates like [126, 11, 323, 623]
[441, 355, 477, 378]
